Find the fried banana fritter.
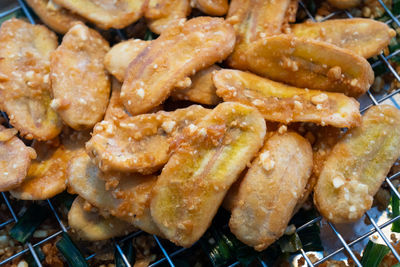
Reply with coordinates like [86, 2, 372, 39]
[121, 17, 235, 115]
[314, 105, 400, 223]
[191, 0, 229, 16]
[69, 196, 136, 241]
[145, 0, 191, 34]
[327, 0, 361, 9]
[214, 70, 361, 128]
[68, 152, 161, 235]
[104, 39, 221, 105]
[52, 0, 146, 29]
[0, 19, 62, 140]
[25, 0, 85, 34]
[0, 126, 36, 191]
[50, 22, 110, 130]
[86, 105, 210, 173]
[10, 129, 90, 200]
[292, 18, 396, 59]
[245, 35, 374, 97]
[151, 102, 266, 247]
[230, 132, 312, 251]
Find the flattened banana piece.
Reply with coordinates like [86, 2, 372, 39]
[145, 0, 191, 34]
[214, 70, 361, 128]
[327, 0, 361, 9]
[50, 22, 110, 130]
[230, 132, 312, 251]
[0, 19, 62, 140]
[292, 19, 396, 59]
[52, 0, 146, 29]
[69, 197, 135, 241]
[192, 0, 228, 16]
[245, 35, 374, 97]
[86, 105, 210, 173]
[121, 17, 235, 115]
[25, 0, 85, 34]
[314, 105, 400, 223]
[67, 153, 161, 235]
[0, 126, 36, 191]
[151, 102, 266, 247]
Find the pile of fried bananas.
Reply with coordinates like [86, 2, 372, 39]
[1, 0, 400, 252]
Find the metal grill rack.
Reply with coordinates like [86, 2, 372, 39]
[1, 0, 400, 266]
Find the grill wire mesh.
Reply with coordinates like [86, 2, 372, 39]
[1, 0, 400, 266]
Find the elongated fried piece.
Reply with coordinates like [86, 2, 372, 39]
[192, 0, 228, 16]
[0, 19, 62, 140]
[314, 105, 400, 223]
[69, 197, 135, 241]
[214, 70, 361, 128]
[25, 0, 85, 34]
[230, 132, 312, 251]
[50, 22, 110, 130]
[0, 126, 36, 191]
[104, 79, 131, 121]
[86, 105, 210, 173]
[68, 152, 161, 235]
[226, 0, 292, 68]
[52, 0, 146, 29]
[121, 17, 235, 115]
[151, 102, 266, 247]
[145, 0, 191, 34]
[244, 35, 374, 97]
[327, 0, 361, 9]
[292, 19, 396, 59]
[10, 129, 90, 200]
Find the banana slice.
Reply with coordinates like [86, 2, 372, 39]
[191, 0, 228, 16]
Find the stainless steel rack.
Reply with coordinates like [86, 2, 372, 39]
[1, 0, 400, 266]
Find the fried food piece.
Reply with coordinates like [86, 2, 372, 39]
[121, 17, 235, 115]
[314, 105, 400, 223]
[0, 19, 62, 140]
[69, 196, 135, 241]
[67, 152, 161, 235]
[145, 0, 191, 34]
[226, 0, 293, 68]
[50, 22, 110, 130]
[86, 105, 210, 173]
[230, 132, 312, 251]
[0, 126, 36, 191]
[214, 70, 361, 128]
[151, 102, 266, 247]
[52, 0, 146, 29]
[25, 0, 85, 34]
[327, 0, 361, 9]
[244, 35, 374, 97]
[191, 0, 229, 16]
[291, 19, 396, 59]
[104, 78, 131, 121]
[10, 129, 90, 200]
[282, 0, 298, 34]
[104, 39, 221, 105]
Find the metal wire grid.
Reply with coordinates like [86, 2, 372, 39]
[0, 0, 400, 266]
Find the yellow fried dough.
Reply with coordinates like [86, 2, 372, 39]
[10, 129, 90, 200]
[145, 0, 191, 34]
[52, 0, 146, 29]
[86, 105, 210, 173]
[214, 70, 361, 128]
[226, 0, 293, 68]
[50, 22, 110, 130]
[151, 102, 266, 247]
[230, 132, 312, 251]
[0, 19, 62, 140]
[292, 18, 396, 59]
[314, 105, 400, 223]
[105, 39, 221, 105]
[104, 78, 131, 121]
[192, 0, 228, 16]
[0, 126, 36, 191]
[327, 0, 361, 9]
[67, 152, 161, 235]
[25, 0, 85, 34]
[69, 197, 136, 241]
[244, 35, 374, 97]
[121, 17, 235, 115]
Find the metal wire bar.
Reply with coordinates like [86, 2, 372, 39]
[46, 199, 67, 232]
[153, 235, 175, 267]
[300, 249, 315, 267]
[0, 5, 21, 19]
[115, 243, 132, 267]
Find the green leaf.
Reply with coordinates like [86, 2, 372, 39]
[391, 193, 400, 233]
[277, 233, 302, 253]
[360, 241, 390, 267]
[56, 232, 88, 267]
[144, 29, 155, 41]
